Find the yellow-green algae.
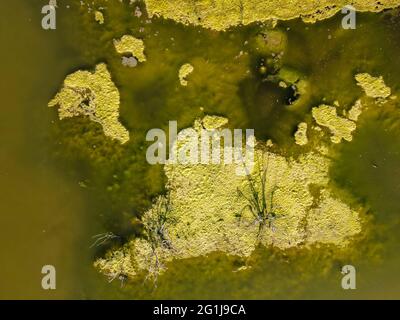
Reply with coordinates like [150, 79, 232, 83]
[48, 63, 129, 144]
[311, 74, 392, 144]
[312, 105, 357, 144]
[201, 114, 228, 130]
[355, 73, 391, 99]
[347, 100, 363, 122]
[306, 189, 361, 245]
[95, 115, 361, 280]
[94, 11, 104, 24]
[114, 35, 146, 62]
[144, 0, 400, 31]
[178, 63, 194, 86]
[294, 122, 308, 146]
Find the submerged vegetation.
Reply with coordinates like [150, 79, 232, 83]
[142, 195, 176, 283]
[143, 195, 174, 251]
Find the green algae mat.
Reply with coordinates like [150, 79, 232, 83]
[1, 0, 400, 299]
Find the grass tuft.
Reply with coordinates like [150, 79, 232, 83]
[236, 155, 282, 240]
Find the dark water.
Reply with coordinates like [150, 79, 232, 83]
[1, 0, 400, 299]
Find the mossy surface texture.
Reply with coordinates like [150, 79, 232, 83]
[145, 0, 400, 30]
[49, 63, 129, 144]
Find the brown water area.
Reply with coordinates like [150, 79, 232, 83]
[1, 0, 400, 299]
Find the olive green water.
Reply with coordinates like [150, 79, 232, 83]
[1, 0, 400, 299]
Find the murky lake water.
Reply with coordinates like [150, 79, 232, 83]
[1, 0, 400, 299]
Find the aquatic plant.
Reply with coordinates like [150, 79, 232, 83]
[236, 155, 281, 240]
[142, 195, 175, 284]
[103, 251, 130, 288]
[90, 232, 120, 248]
[143, 195, 174, 250]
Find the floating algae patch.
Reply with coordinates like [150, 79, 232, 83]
[306, 189, 361, 245]
[144, 0, 400, 31]
[114, 35, 146, 62]
[347, 100, 364, 122]
[95, 116, 361, 281]
[48, 63, 129, 144]
[200, 114, 228, 130]
[311, 75, 392, 143]
[178, 63, 194, 86]
[294, 122, 308, 146]
[312, 105, 357, 144]
[355, 73, 392, 99]
[94, 11, 104, 24]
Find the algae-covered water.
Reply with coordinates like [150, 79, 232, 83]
[1, 0, 400, 299]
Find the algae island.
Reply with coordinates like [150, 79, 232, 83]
[144, 0, 400, 30]
[49, 63, 129, 144]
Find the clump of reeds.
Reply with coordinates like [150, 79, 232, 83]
[143, 194, 175, 286]
[236, 156, 281, 240]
